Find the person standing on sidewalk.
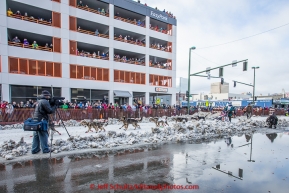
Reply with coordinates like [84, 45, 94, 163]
[31, 90, 56, 154]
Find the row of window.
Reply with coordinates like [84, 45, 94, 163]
[6, 59, 172, 87]
[149, 75, 172, 87]
[9, 57, 61, 77]
[70, 65, 109, 81]
[114, 70, 146, 85]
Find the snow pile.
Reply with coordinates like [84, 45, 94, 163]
[0, 137, 30, 160]
[1, 117, 289, 161]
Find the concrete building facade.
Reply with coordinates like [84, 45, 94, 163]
[0, 0, 177, 106]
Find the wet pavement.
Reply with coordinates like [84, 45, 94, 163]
[0, 132, 289, 193]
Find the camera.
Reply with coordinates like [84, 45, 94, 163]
[50, 96, 65, 107]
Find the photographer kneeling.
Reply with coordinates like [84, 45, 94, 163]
[31, 90, 56, 154]
[266, 112, 278, 129]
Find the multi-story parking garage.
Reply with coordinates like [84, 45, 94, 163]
[0, 0, 177, 106]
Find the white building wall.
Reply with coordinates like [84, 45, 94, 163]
[0, 0, 177, 105]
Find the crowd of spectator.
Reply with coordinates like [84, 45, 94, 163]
[150, 43, 171, 52]
[7, 8, 52, 23]
[115, 34, 145, 46]
[136, 1, 176, 19]
[149, 60, 171, 69]
[76, 49, 109, 59]
[114, 54, 145, 65]
[11, 36, 53, 50]
[77, 1, 108, 15]
[115, 12, 145, 27]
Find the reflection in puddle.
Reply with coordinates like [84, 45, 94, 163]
[0, 133, 289, 192]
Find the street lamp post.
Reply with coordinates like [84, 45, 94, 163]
[187, 46, 196, 114]
[252, 66, 260, 105]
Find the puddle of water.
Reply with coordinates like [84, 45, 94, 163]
[0, 132, 289, 193]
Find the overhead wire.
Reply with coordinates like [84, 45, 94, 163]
[197, 22, 289, 50]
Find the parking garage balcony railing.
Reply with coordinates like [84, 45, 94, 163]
[77, 6, 109, 17]
[8, 41, 52, 52]
[77, 28, 109, 39]
[114, 37, 145, 47]
[7, 14, 52, 26]
[150, 26, 172, 35]
[77, 52, 109, 60]
[149, 61, 172, 70]
[114, 58, 145, 66]
[114, 16, 145, 28]
[150, 44, 172, 53]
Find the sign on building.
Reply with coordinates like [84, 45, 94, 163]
[155, 87, 168, 93]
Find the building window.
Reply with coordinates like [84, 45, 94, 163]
[52, 12, 61, 28]
[70, 64, 109, 81]
[9, 57, 61, 77]
[71, 88, 108, 103]
[149, 74, 172, 87]
[10, 85, 61, 103]
[114, 70, 145, 85]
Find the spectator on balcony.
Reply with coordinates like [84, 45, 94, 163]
[119, 34, 123, 39]
[45, 43, 49, 48]
[92, 52, 96, 58]
[137, 20, 141, 26]
[49, 19, 52, 23]
[7, 8, 13, 16]
[23, 39, 29, 46]
[95, 29, 99, 36]
[101, 52, 106, 58]
[124, 36, 127, 42]
[24, 12, 28, 17]
[101, 8, 105, 15]
[78, 26, 81, 30]
[50, 43, 53, 48]
[30, 16, 34, 19]
[16, 10, 21, 16]
[32, 41, 38, 49]
[78, 1, 84, 7]
[145, 3, 147, 6]
[115, 12, 120, 18]
[12, 36, 21, 43]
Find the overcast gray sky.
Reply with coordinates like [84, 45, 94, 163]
[143, 0, 289, 95]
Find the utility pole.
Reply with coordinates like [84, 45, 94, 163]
[252, 67, 260, 105]
[187, 47, 196, 114]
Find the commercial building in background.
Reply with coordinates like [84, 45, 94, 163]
[0, 0, 177, 106]
[210, 82, 229, 94]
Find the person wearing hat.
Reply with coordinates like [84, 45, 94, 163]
[31, 90, 56, 154]
[227, 103, 235, 122]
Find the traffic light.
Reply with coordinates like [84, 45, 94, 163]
[243, 61, 248, 71]
[234, 81, 236, 87]
[219, 67, 223, 77]
[221, 78, 224, 85]
[186, 91, 189, 97]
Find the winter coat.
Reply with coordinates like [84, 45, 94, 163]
[227, 106, 235, 117]
[33, 96, 56, 121]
